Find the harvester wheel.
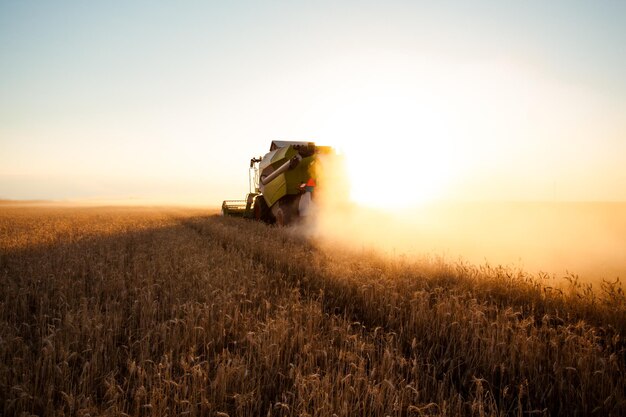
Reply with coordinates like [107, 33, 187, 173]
[275, 207, 286, 226]
[253, 196, 271, 223]
[274, 196, 300, 226]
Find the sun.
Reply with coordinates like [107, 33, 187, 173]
[320, 91, 459, 209]
[312, 57, 547, 208]
[345, 142, 451, 208]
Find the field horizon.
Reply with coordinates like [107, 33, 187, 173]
[4, 198, 625, 282]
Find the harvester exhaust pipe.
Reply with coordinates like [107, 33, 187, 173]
[260, 154, 302, 185]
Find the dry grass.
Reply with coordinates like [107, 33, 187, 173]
[1, 206, 624, 416]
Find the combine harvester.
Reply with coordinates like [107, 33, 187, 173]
[222, 141, 335, 226]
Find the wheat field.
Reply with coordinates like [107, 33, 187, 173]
[1, 205, 624, 416]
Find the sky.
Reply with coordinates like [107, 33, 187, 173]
[1, 0, 625, 205]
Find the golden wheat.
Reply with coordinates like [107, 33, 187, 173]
[0, 206, 624, 416]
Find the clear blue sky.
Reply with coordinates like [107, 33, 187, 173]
[1, 1, 625, 204]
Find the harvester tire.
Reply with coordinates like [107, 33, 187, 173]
[275, 207, 286, 226]
[253, 196, 272, 223]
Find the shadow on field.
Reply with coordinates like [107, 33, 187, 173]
[1, 216, 226, 415]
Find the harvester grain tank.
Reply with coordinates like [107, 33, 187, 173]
[221, 140, 332, 225]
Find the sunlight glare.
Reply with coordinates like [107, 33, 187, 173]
[316, 58, 563, 208]
[318, 66, 461, 208]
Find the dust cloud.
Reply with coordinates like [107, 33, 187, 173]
[305, 155, 626, 285]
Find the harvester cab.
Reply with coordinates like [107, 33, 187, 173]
[221, 140, 332, 225]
